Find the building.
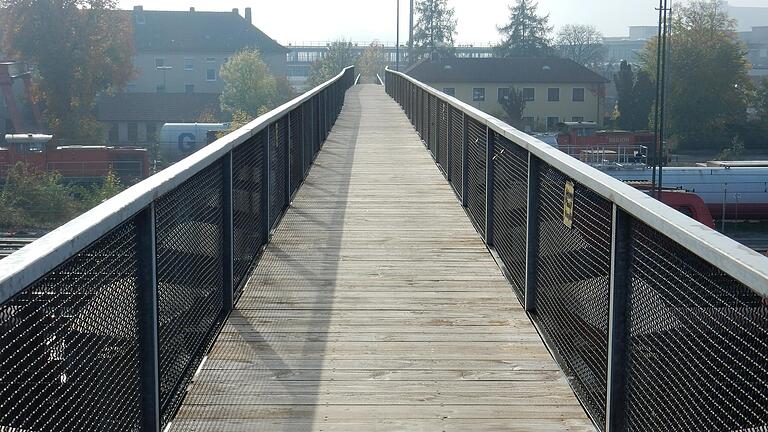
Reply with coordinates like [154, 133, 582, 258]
[97, 6, 288, 145]
[405, 57, 609, 131]
[740, 26, 768, 86]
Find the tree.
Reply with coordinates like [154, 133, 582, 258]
[499, 87, 526, 128]
[613, 60, 654, 131]
[219, 48, 279, 118]
[496, 0, 553, 58]
[639, 0, 752, 150]
[0, 163, 77, 229]
[412, 0, 457, 62]
[356, 42, 388, 82]
[307, 40, 356, 88]
[556, 24, 605, 70]
[1, 0, 133, 143]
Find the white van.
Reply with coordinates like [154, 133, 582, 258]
[158, 123, 229, 164]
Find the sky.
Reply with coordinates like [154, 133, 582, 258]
[118, 0, 768, 45]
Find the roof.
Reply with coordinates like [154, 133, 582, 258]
[96, 92, 223, 122]
[405, 58, 609, 85]
[121, 9, 288, 54]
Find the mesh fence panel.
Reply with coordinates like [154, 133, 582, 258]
[438, 100, 449, 173]
[270, 119, 289, 229]
[466, 117, 486, 236]
[429, 94, 437, 155]
[450, 108, 464, 200]
[0, 220, 142, 431]
[534, 162, 612, 425]
[303, 102, 313, 176]
[289, 108, 302, 196]
[155, 160, 225, 426]
[623, 220, 768, 431]
[233, 132, 266, 298]
[492, 137, 529, 301]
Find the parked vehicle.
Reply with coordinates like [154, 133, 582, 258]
[158, 123, 229, 165]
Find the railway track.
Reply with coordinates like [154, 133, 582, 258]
[0, 238, 37, 259]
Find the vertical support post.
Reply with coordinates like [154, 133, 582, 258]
[222, 151, 234, 312]
[605, 205, 632, 432]
[136, 205, 160, 432]
[446, 106, 453, 182]
[300, 105, 307, 180]
[461, 113, 469, 207]
[284, 117, 291, 205]
[262, 127, 271, 239]
[485, 127, 494, 246]
[426, 94, 431, 151]
[524, 153, 540, 312]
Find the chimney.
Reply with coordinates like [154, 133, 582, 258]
[133, 5, 145, 24]
[232, 7, 239, 16]
[189, 6, 195, 11]
[244, 7, 252, 24]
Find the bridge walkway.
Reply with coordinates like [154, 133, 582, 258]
[172, 84, 594, 431]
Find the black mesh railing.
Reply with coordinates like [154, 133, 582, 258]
[385, 69, 768, 432]
[429, 93, 438, 156]
[437, 100, 449, 173]
[0, 66, 355, 431]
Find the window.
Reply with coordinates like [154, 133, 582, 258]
[156, 84, 165, 93]
[146, 123, 157, 142]
[184, 58, 194, 71]
[522, 117, 535, 132]
[108, 123, 119, 142]
[760, 48, 768, 58]
[127, 122, 138, 142]
[572, 116, 584, 122]
[185, 84, 194, 93]
[572, 88, 585, 102]
[547, 88, 560, 102]
[206, 68, 217, 81]
[497, 87, 511, 103]
[442, 87, 455, 96]
[126, 83, 136, 93]
[522, 88, 535, 101]
[205, 57, 216, 63]
[472, 88, 485, 102]
[155, 57, 165, 68]
[546, 116, 560, 129]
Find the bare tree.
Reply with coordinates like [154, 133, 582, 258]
[556, 24, 605, 70]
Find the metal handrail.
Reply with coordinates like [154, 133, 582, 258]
[0, 66, 356, 304]
[385, 67, 768, 296]
[376, 74, 384, 86]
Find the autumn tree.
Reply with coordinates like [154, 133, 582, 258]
[356, 42, 388, 82]
[496, 0, 553, 58]
[1, 0, 133, 143]
[220, 48, 279, 118]
[639, 0, 752, 150]
[308, 40, 357, 88]
[556, 24, 605, 70]
[412, 0, 458, 62]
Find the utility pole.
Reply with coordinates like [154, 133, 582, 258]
[409, 0, 414, 65]
[652, 0, 671, 198]
[396, 0, 400, 71]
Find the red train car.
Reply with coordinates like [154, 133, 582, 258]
[555, 122, 655, 165]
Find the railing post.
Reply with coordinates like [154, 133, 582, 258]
[461, 113, 469, 207]
[284, 118, 291, 205]
[222, 151, 234, 312]
[605, 205, 632, 432]
[262, 126, 271, 240]
[136, 204, 160, 432]
[524, 153, 540, 312]
[426, 94, 431, 151]
[446, 107, 453, 182]
[485, 127, 494, 246]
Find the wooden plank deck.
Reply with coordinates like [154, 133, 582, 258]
[172, 84, 595, 431]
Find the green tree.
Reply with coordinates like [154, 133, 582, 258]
[496, 0, 553, 58]
[307, 40, 356, 88]
[1, 0, 133, 143]
[76, 170, 124, 211]
[0, 163, 77, 229]
[412, 0, 457, 62]
[639, 0, 752, 150]
[356, 42, 388, 82]
[219, 48, 279, 118]
[556, 24, 605, 70]
[613, 60, 654, 131]
[499, 87, 526, 128]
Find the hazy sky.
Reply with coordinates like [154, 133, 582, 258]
[118, 0, 768, 44]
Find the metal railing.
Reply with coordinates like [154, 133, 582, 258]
[385, 68, 768, 432]
[0, 66, 355, 432]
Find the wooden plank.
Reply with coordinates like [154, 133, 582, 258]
[172, 85, 594, 431]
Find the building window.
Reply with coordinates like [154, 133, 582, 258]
[548, 88, 560, 102]
[155, 57, 165, 67]
[443, 88, 455, 96]
[185, 84, 194, 93]
[108, 123, 119, 142]
[206, 57, 216, 63]
[184, 58, 194, 70]
[473, 88, 485, 102]
[127, 122, 138, 142]
[126, 83, 136, 93]
[206, 69, 217, 81]
[497, 87, 511, 103]
[146, 122, 157, 142]
[572, 116, 584, 122]
[572, 88, 585, 102]
[522, 117, 535, 132]
[760, 48, 767, 58]
[547, 116, 560, 129]
[522, 87, 535, 101]
[156, 84, 165, 93]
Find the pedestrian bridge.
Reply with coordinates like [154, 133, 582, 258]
[1, 67, 766, 432]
